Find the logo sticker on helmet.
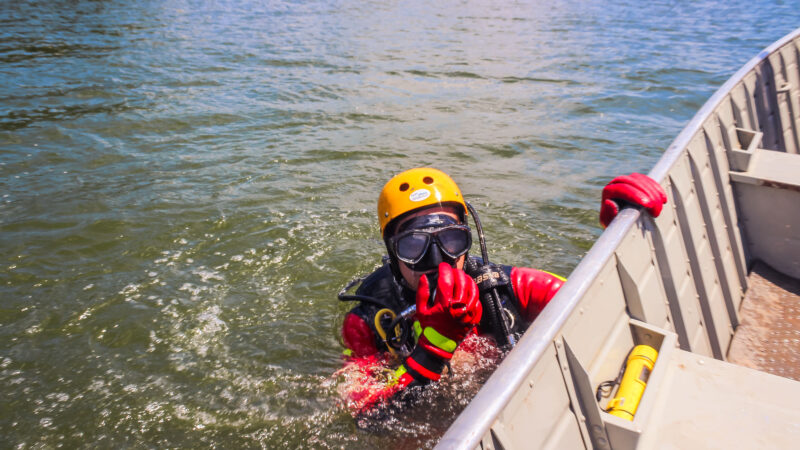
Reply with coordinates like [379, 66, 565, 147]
[409, 189, 431, 202]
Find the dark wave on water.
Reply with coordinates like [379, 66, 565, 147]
[2, 0, 799, 447]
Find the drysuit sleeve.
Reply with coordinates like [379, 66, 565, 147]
[341, 311, 379, 358]
[510, 267, 565, 322]
[340, 310, 417, 418]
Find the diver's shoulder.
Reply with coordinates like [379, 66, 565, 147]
[355, 261, 395, 295]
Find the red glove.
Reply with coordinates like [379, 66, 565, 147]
[600, 173, 667, 228]
[417, 263, 482, 345]
[511, 267, 564, 322]
[402, 263, 482, 383]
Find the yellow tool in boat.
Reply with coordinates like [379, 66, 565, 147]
[607, 344, 658, 421]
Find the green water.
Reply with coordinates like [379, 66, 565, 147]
[2, 0, 799, 447]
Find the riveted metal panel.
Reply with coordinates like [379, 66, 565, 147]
[541, 410, 588, 450]
[716, 97, 737, 149]
[494, 345, 574, 450]
[687, 135, 741, 337]
[670, 155, 727, 358]
[677, 145, 738, 356]
[769, 50, 799, 154]
[615, 222, 670, 329]
[741, 72, 761, 133]
[701, 117, 749, 303]
[636, 350, 800, 449]
[730, 83, 749, 130]
[561, 257, 627, 368]
[750, 62, 784, 151]
[785, 41, 800, 153]
[651, 187, 710, 356]
[770, 43, 800, 153]
[731, 81, 755, 131]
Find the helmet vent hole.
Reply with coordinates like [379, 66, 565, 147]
[399, 183, 409, 192]
[423, 176, 434, 185]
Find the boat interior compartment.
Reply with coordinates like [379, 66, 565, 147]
[437, 27, 800, 450]
[730, 146, 800, 280]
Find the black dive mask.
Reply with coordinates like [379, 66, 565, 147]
[389, 214, 472, 273]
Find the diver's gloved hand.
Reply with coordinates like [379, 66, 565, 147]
[417, 263, 482, 345]
[600, 173, 667, 228]
[402, 263, 481, 383]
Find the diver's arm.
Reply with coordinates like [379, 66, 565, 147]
[510, 267, 565, 322]
[341, 311, 379, 358]
[344, 264, 482, 418]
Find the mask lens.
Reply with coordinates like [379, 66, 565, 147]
[395, 232, 430, 263]
[436, 227, 470, 257]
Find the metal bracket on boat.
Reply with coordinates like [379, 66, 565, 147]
[477, 422, 513, 450]
[728, 127, 763, 172]
[555, 338, 612, 450]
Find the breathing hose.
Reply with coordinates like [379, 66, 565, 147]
[374, 308, 403, 357]
[466, 202, 516, 348]
[337, 275, 396, 310]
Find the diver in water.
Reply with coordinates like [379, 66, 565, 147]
[338, 168, 666, 420]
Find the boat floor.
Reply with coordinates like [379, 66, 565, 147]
[727, 261, 800, 381]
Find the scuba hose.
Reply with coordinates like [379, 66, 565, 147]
[465, 202, 516, 349]
[337, 276, 397, 310]
[338, 276, 412, 357]
[374, 308, 403, 357]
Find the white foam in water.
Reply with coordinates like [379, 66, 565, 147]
[332, 335, 501, 436]
[192, 267, 223, 283]
[120, 283, 140, 296]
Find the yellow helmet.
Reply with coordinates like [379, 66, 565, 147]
[377, 168, 467, 236]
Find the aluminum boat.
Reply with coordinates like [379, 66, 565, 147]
[438, 27, 800, 450]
